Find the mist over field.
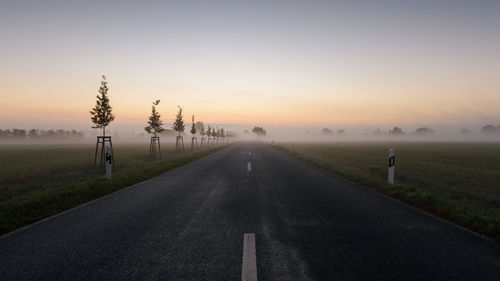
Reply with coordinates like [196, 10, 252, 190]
[1, 1, 500, 279]
[2, 123, 500, 144]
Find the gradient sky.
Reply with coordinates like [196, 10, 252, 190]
[1, 0, 499, 131]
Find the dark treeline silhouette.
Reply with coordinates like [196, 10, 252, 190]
[321, 128, 333, 135]
[372, 126, 432, 136]
[321, 128, 346, 135]
[251, 126, 267, 138]
[481, 124, 500, 135]
[0, 129, 85, 140]
[414, 126, 434, 135]
[368, 124, 500, 137]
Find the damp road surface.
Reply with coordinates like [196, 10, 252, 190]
[1, 142, 499, 280]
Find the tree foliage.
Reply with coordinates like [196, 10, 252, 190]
[389, 127, 404, 135]
[460, 128, 471, 135]
[172, 105, 185, 136]
[90, 75, 115, 136]
[414, 126, 434, 135]
[198, 122, 205, 136]
[321, 128, 333, 135]
[195, 121, 204, 134]
[144, 100, 164, 137]
[207, 125, 212, 138]
[481, 124, 499, 135]
[252, 126, 267, 138]
[190, 115, 197, 136]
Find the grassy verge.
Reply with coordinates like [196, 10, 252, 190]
[0, 145, 229, 235]
[273, 142, 500, 242]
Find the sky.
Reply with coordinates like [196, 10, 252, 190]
[1, 0, 499, 132]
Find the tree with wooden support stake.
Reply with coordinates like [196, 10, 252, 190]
[220, 128, 226, 144]
[206, 125, 212, 147]
[173, 105, 185, 152]
[89, 75, 115, 168]
[145, 100, 164, 160]
[190, 115, 198, 152]
[198, 122, 206, 149]
[215, 127, 220, 145]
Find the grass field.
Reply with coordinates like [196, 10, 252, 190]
[0, 142, 228, 235]
[275, 142, 500, 241]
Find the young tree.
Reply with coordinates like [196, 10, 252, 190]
[90, 75, 115, 137]
[195, 121, 203, 133]
[220, 128, 226, 143]
[90, 75, 115, 168]
[206, 125, 212, 146]
[145, 100, 164, 159]
[199, 122, 206, 148]
[173, 105, 185, 152]
[172, 105, 185, 136]
[190, 115, 197, 136]
[144, 100, 164, 137]
[190, 115, 198, 151]
[199, 122, 205, 137]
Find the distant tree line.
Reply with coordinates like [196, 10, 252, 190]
[0, 129, 85, 139]
[321, 128, 346, 135]
[481, 124, 500, 135]
[369, 124, 500, 136]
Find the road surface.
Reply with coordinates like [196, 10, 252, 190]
[1, 142, 499, 280]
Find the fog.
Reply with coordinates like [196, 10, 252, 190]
[2, 123, 500, 145]
[259, 125, 500, 143]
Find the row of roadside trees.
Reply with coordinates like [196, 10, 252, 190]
[145, 101, 231, 158]
[90, 75, 231, 167]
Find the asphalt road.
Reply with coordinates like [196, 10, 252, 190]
[1, 142, 499, 280]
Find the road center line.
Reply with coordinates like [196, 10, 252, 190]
[249, 151, 252, 156]
[247, 162, 252, 171]
[242, 233, 257, 281]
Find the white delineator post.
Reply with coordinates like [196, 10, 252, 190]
[105, 145, 112, 180]
[388, 148, 395, 184]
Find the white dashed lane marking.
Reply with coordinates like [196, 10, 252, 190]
[242, 233, 257, 281]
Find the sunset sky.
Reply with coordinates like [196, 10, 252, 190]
[1, 0, 499, 132]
